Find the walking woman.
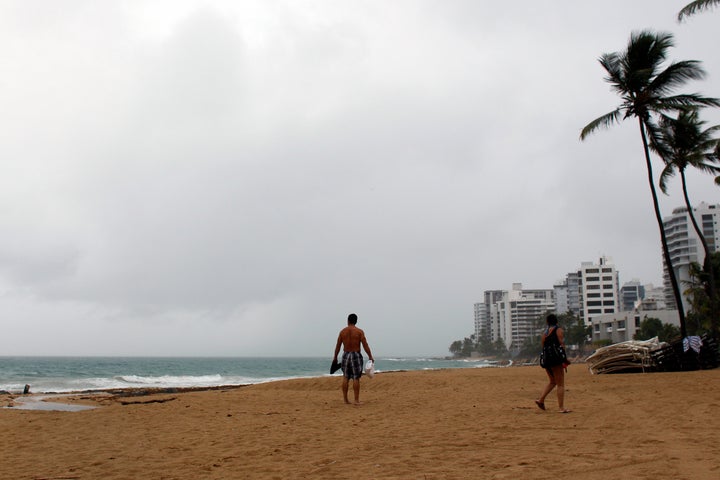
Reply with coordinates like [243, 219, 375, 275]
[535, 314, 571, 413]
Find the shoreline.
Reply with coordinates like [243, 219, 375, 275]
[0, 358, 509, 397]
[2, 362, 516, 412]
[0, 356, 501, 396]
[2, 367, 486, 409]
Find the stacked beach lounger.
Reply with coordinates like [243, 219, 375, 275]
[586, 334, 719, 374]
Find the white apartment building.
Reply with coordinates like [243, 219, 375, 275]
[473, 302, 486, 341]
[553, 280, 569, 315]
[662, 202, 720, 312]
[553, 272, 582, 316]
[642, 283, 667, 310]
[590, 309, 680, 344]
[474, 290, 505, 342]
[581, 256, 620, 326]
[477, 284, 554, 353]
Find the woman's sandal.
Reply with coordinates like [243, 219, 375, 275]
[534, 400, 545, 410]
[559, 409, 572, 414]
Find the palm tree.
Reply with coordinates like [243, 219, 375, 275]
[580, 30, 720, 339]
[686, 252, 720, 336]
[678, 0, 720, 21]
[655, 109, 720, 262]
[652, 109, 720, 328]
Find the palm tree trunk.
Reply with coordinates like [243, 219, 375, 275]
[680, 169, 718, 334]
[680, 171, 712, 264]
[639, 118, 688, 338]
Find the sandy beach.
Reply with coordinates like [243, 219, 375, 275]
[1, 364, 718, 480]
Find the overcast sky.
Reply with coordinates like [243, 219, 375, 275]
[1, 1, 718, 357]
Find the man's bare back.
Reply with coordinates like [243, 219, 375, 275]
[337, 325, 368, 353]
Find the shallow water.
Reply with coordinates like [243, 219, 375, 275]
[0, 356, 495, 394]
[5, 394, 96, 412]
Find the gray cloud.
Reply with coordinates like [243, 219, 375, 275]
[1, 1, 718, 356]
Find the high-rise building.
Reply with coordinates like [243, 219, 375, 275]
[478, 284, 554, 353]
[553, 280, 569, 315]
[620, 279, 645, 311]
[473, 302, 487, 342]
[566, 271, 582, 316]
[662, 202, 720, 312]
[474, 290, 505, 342]
[642, 283, 667, 310]
[579, 256, 620, 328]
[554, 272, 582, 315]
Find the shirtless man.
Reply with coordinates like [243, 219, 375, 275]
[333, 313, 374, 405]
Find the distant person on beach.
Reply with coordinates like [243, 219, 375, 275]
[535, 314, 571, 413]
[333, 313, 374, 405]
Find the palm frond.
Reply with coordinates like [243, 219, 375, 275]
[652, 108, 720, 193]
[656, 94, 720, 112]
[693, 160, 720, 176]
[580, 110, 622, 140]
[625, 31, 673, 77]
[678, 0, 720, 21]
[659, 163, 678, 194]
[647, 117, 673, 158]
[650, 60, 707, 96]
[599, 53, 628, 94]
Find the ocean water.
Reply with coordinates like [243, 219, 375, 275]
[0, 356, 496, 394]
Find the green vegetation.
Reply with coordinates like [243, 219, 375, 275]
[563, 313, 592, 349]
[448, 334, 510, 359]
[515, 312, 591, 359]
[448, 336, 476, 357]
[633, 317, 681, 343]
[686, 252, 720, 337]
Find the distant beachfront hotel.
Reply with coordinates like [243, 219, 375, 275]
[474, 284, 554, 354]
[475, 257, 620, 352]
[662, 202, 720, 313]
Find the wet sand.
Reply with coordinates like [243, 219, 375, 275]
[1, 364, 718, 479]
